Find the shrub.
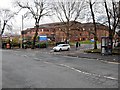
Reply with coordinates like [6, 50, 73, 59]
[40, 42, 47, 48]
[11, 42, 20, 48]
[35, 42, 40, 48]
[48, 41, 55, 46]
[35, 42, 47, 48]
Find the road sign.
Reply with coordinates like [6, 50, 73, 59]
[90, 39, 94, 42]
[39, 35, 47, 41]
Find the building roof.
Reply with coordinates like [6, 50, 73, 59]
[23, 21, 108, 33]
[80, 22, 109, 31]
[38, 21, 81, 28]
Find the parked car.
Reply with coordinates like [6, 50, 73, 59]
[53, 44, 70, 51]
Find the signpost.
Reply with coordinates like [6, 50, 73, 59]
[39, 35, 48, 48]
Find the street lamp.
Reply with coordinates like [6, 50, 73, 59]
[0, 20, 1, 32]
[21, 15, 25, 48]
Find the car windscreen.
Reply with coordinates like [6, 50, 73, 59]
[57, 44, 69, 47]
[57, 44, 63, 47]
[63, 45, 68, 47]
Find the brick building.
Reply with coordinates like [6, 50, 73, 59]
[22, 21, 109, 42]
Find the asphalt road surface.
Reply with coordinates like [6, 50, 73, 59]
[2, 49, 118, 88]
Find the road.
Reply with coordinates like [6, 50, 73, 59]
[0, 49, 2, 89]
[2, 49, 118, 88]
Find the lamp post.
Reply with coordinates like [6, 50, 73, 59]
[21, 15, 25, 48]
[118, 1, 120, 37]
[0, 20, 1, 32]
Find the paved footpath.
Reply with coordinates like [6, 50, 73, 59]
[60, 48, 119, 64]
[66, 51, 120, 64]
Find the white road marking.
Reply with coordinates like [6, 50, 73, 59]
[63, 55, 79, 59]
[34, 58, 42, 61]
[103, 76, 117, 80]
[44, 61, 53, 64]
[15, 53, 18, 55]
[59, 64, 118, 80]
[21, 55, 28, 57]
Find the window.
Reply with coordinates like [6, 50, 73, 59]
[63, 45, 68, 47]
[42, 29, 44, 32]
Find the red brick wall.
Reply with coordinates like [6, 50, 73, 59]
[22, 22, 109, 42]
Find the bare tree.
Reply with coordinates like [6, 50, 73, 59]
[116, 30, 120, 37]
[117, 1, 120, 37]
[0, 9, 17, 48]
[88, 0, 98, 49]
[104, 0, 120, 50]
[52, 0, 85, 43]
[16, 0, 51, 49]
[0, 9, 16, 36]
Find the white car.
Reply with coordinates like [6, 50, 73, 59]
[53, 44, 71, 51]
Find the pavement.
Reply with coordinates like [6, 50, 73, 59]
[65, 50, 120, 63]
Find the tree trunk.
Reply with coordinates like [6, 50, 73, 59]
[65, 22, 70, 44]
[67, 27, 69, 41]
[104, 1, 113, 54]
[0, 36, 2, 48]
[89, 0, 97, 49]
[1, 20, 6, 36]
[94, 36, 97, 49]
[0, 21, 7, 49]
[32, 25, 39, 49]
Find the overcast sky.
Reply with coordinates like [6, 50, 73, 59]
[0, 0, 94, 34]
[0, 0, 89, 34]
[0, 0, 93, 33]
[0, 0, 119, 35]
[0, 0, 58, 34]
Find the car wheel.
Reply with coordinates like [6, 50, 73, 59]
[67, 48, 70, 51]
[59, 48, 62, 51]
